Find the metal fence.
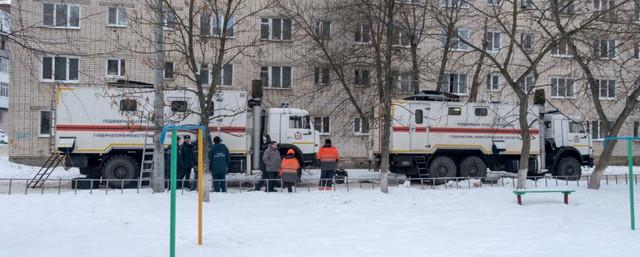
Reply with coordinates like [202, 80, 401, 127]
[0, 174, 636, 195]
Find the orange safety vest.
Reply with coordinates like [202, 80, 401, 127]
[279, 157, 300, 176]
[317, 147, 339, 161]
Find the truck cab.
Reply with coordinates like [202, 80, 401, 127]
[265, 108, 320, 164]
[543, 112, 594, 176]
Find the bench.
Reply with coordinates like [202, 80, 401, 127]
[512, 189, 576, 205]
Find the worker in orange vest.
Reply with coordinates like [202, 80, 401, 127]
[316, 139, 339, 190]
[279, 149, 300, 193]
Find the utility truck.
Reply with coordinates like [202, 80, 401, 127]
[54, 81, 320, 187]
[375, 91, 593, 181]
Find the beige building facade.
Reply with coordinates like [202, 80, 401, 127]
[8, 0, 640, 166]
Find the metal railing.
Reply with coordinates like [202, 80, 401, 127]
[0, 174, 635, 195]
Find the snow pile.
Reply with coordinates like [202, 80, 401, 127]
[2, 186, 640, 257]
[0, 156, 80, 179]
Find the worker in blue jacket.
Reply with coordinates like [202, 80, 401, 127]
[209, 136, 230, 192]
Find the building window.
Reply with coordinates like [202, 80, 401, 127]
[107, 7, 127, 27]
[0, 58, 8, 74]
[39, 111, 52, 136]
[441, 0, 469, 8]
[314, 66, 330, 86]
[393, 71, 414, 92]
[42, 56, 79, 82]
[486, 73, 500, 91]
[551, 40, 572, 57]
[200, 63, 233, 86]
[314, 116, 330, 134]
[354, 68, 370, 86]
[0, 82, 8, 97]
[42, 3, 80, 28]
[163, 10, 176, 29]
[551, 77, 576, 98]
[518, 75, 535, 93]
[591, 120, 613, 140]
[106, 59, 126, 77]
[593, 39, 617, 59]
[558, 0, 576, 15]
[443, 72, 467, 95]
[521, 33, 534, 51]
[211, 16, 235, 37]
[595, 79, 616, 100]
[314, 19, 331, 40]
[260, 18, 292, 41]
[635, 42, 639, 59]
[486, 31, 501, 52]
[392, 27, 411, 47]
[119, 99, 137, 112]
[441, 28, 469, 51]
[261, 66, 292, 88]
[634, 121, 639, 137]
[520, 0, 533, 9]
[355, 24, 370, 43]
[164, 62, 174, 79]
[487, 0, 501, 6]
[353, 117, 369, 134]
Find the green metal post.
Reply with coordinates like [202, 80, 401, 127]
[628, 140, 636, 230]
[170, 128, 177, 256]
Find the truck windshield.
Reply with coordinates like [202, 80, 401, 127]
[289, 115, 311, 129]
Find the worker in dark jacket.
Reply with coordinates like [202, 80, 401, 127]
[209, 136, 230, 192]
[256, 141, 281, 192]
[279, 149, 300, 193]
[179, 135, 195, 189]
[317, 139, 339, 190]
[164, 139, 183, 189]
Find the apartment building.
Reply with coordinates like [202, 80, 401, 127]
[0, 3, 9, 131]
[8, 0, 640, 166]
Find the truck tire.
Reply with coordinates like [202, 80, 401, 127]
[553, 157, 581, 181]
[459, 156, 487, 178]
[102, 155, 138, 188]
[428, 156, 456, 185]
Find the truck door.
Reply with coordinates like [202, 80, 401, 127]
[567, 120, 590, 154]
[410, 104, 428, 151]
[285, 114, 314, 154]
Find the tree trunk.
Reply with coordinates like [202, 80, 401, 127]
[379, 0, 396, 193]
[468, 52, 485, 102]
[516, 97, 531, 189]
[410, 44, 420, 94]
[435, 28, 453, 92]
[588, 142, 617, 189]
[199, 115, 211, 201]
[150, 0, 165, 193]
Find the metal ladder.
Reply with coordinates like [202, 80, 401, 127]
[28, 152, 65, 188]
[138, 131, 155, 189]
[414, 155, 429, 177]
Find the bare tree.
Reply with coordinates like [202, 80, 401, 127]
[128, 0, 275, 194]
[459, 0, 611, 189]
[551, 0, 639, 189]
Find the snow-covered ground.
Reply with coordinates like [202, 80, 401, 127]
[1, 186, 639, 257]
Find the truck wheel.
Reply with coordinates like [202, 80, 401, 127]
[459, 156, 487, 178]
[428, 156, 456, 185]
[102, 155, 138, 188]
[553, 157, 581, 181]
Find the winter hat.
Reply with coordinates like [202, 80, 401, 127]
[324, 139, 332, 145]
[213, 136, 222, 143]
[184, 135, 191, 139]
[286, 149, 295, 156]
